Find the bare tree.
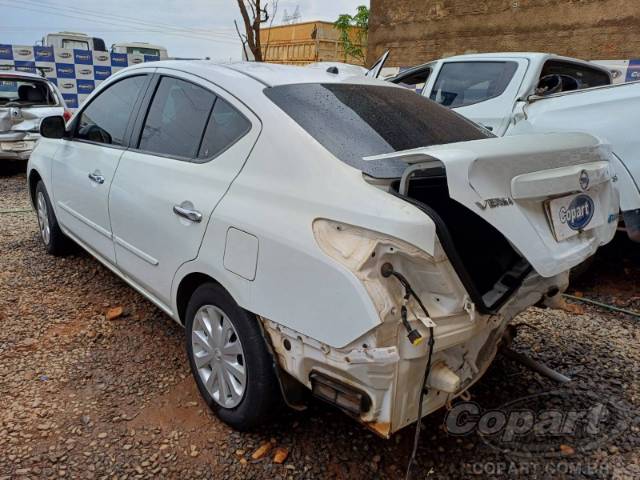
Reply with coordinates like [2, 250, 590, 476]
[236, 0, 277, 62]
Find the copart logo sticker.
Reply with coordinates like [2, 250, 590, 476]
[579, 170, 589, 190]
[559, 194, 594, 230]
[444, 390, 630, 458]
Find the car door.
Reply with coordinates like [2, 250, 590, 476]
[51, 73, 151, 263]
[109, 70, 260, 306]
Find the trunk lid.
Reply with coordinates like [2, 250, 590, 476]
[365, 132, 619, 277]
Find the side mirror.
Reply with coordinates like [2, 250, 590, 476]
[40, 116, 66, 139]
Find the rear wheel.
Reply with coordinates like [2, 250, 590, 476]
[35, 181, 72, 255]
[185, 282, 282, 430]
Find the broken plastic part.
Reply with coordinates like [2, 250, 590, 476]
[427, 362, 461, 393]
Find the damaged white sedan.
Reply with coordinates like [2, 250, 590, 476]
[0, 68, 68, 166]
[28, 61, 618, 437]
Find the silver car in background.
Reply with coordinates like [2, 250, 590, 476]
[0, 68, 68, 167]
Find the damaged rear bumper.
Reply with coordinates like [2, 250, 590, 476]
[261, 269, 568, 438]
[0, 132, 39, 160]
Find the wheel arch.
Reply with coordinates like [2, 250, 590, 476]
[27, 168, 43, 208]
[175, 272, 221, 326]
[175, 270, 307, 411]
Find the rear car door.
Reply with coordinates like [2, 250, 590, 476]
[108, 70, 260, 306]
[52, 73, 151, 263]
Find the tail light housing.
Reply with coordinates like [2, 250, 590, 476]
[63, 109, 72, 123]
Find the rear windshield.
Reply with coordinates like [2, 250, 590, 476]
[264, 83, 491, 178]
[0, 78, 57, 106]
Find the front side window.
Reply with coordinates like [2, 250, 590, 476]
[536, 60, 611, 95]
[265, 83, 491, 178]
[139, 77, 215, 159]
[430, 61, 518, 108]
[75, 75, 147, 146]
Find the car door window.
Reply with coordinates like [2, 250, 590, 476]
[139, 76, 215, 159]
[430, 61, 518, 108]
[392, 67, 431, 94]
[536, 60, 611, 96]
[75, 75, 147, 146]
[197, 97, 251, 161]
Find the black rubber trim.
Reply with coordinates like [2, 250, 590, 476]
[393, 192, 531, 314]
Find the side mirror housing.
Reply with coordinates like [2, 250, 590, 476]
[40, 116, 67, 139]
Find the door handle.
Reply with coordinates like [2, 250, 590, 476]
[173, 203, 202, 223]
[88, 172, 105, 184]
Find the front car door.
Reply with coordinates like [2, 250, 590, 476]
[51, 73, 151, 263]
[108, 69, 260, 307]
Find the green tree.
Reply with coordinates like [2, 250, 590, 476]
[334, 5, 369, 63]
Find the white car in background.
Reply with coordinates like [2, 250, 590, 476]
[28, 61, 618, 436]
[0, 69, 68, 168]
[390, 52, 640, 241]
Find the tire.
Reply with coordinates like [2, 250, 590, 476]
[185, 282, 282, 430]
[34, 180, 72, 256]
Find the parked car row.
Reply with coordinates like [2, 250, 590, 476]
[27, 59, 619, 437]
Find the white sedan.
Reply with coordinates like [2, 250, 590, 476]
[28, 60, 618, 437]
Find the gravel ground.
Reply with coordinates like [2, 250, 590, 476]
[1, 171, 639, 479]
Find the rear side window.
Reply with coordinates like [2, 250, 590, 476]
[430, 61, 518, 108]
[264, 83, 491, 178]
[75, 75, 147, 146]
[139, 77, 215, 159]
[197, 98, 251, 161]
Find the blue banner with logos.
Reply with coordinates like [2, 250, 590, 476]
[0, 44, 159, 108]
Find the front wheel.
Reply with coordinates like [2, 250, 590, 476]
[34, 180, 72, 256]
[185, 282, 282, 430]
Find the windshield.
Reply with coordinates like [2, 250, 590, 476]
[62, 39, 89, 50]
[0, 78, 56, 106]
[430, 61, 518, 108]
[127, 47, 160, 56]
[264, 83, 491, 178]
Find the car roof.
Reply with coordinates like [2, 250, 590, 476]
[124, 60, 385, 88]
[439, 52, 610, 71]
[0, 69, 49, 81]
[392, 52, 612, 81]
[113, 41, 166, 50]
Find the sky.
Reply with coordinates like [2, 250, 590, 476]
[0, 0, 369, 60]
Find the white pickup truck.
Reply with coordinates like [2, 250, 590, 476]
[389, 52, 640, 241]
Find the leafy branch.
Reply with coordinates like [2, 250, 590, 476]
[334, 5, 369, 62]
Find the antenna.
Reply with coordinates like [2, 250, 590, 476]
[291, 5, 301, 22]
[282, 5, 301, 24]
